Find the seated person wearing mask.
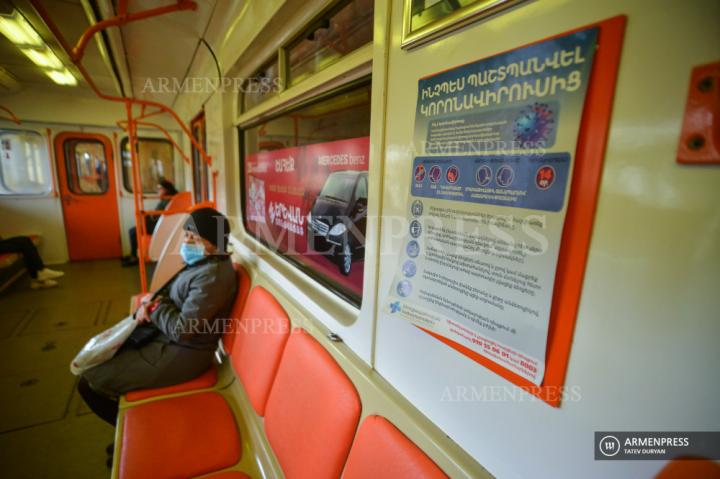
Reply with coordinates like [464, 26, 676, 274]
[122, 179, 179, 266]
[78, 207, 238, 430]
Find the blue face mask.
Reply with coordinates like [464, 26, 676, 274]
[180, 242, 206, 265]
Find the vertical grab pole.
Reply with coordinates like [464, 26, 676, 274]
[126, 101, 148, 293]
[212, 168, 218, 206]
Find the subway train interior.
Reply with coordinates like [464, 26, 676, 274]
[0, 0, 718, 478]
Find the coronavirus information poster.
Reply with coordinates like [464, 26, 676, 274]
[386, 28, 598, 384]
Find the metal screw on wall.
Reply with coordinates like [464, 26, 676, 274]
[697, 76, 714, 93]
[687, 135, 706, 151]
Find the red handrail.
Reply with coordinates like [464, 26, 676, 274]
[0, 106, 21, 124]
[29, 0, 216, 292]
[117, 119, 192, 166]
[72, 1, 197, 63]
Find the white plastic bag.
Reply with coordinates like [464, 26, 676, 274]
[70, 315, 138, 375]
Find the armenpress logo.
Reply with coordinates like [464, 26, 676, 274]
[598, 435, 621, 457]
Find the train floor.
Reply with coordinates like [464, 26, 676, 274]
[0, 260, 142, 479]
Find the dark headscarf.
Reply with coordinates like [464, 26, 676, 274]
[158, 179, 178, 196]
[184, 207, 230, 252]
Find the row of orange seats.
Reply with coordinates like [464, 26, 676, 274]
[114, 263, 450, 478]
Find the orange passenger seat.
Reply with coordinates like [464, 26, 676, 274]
[654, 458, 720, 479]
[264, 329, 362, 479]
[221, 266, 253, 356]
[119, 392, 240, 479]
[342, 415, 448, 479]
[201, 473, 252, 479]
[119, 285, 293, 478]
[124, 263, 251, 402]
[230, 286, 290, 415]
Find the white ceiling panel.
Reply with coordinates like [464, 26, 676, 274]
[0, 0, 117, 96]
[121, 0, 218, 105]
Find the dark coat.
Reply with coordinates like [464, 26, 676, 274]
[83, 255, 237, 397]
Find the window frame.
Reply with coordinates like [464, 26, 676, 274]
[63, 138, 109, 196]
[119, 136, 176, 195]
[237, 0, 373, 116]
[241, 55, 283, 113]
[0, 128, 53, 197]
[283, 0, 374, 88]
[239, 77, 372, 307]
[401, 0, 524, 49]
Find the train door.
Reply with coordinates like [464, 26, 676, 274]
[54, 132, 121, 260]
[190, 112, 209, 203]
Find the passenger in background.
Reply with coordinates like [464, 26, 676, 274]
[121, 179, 178, 266]
[0, 236, 64, 289]
[78, 207, 237, 433]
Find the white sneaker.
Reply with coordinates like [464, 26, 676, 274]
[36, 268, 64, 280]
[31, 279, 58, 289]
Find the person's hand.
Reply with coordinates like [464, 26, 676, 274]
[139, 293, 153, 306]
[135, 303, 152, 324]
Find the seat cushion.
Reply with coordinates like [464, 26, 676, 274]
[342, 416, 448, 479]
[0, 253, 18, 268]
[120, 391, 240, 479]
[264, 329, 361, 479]
[221, 263, 252, 355]
[124, 365, 218, 402]
[201, 472, 252, 479]
[231, 286, 290, 416]
[655, 458, 720, 479]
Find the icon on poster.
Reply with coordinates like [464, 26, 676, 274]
[414, 164, 426, 182]
[396, 280, 413, 298]
[446, 165, 459, 184]
[409, 220, 422, 238]
[390, 301, 402, 313]
[411, 200, 424, 217]
[406, 240, 420, 258]
[475, 165, 492, 186]
[428, 165, 442, 183]
[513, 102, 556, 147]
[401, 260, 417, 278]
[496, 165, 515, 187]
[535, 165, 556, 190]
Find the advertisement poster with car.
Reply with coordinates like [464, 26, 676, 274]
[245, 137, 369, 301]
[385, 28, 598, 385]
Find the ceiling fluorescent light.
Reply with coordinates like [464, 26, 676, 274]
[0, 10, 43, 47]
[46, 69, 77, 86]
[0, 9, 78, 87]
[21, 47, 63, 69]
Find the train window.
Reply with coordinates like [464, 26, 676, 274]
[409, 0, 509, 31]
[120, 137, 175, 193]
[244, 85, 371, 155]
[63, 139, 108, 194]
[287, 0, 374, 86]
[0, 130, 52, 195]
[242, 57, 281, 112]
[242, 82, 371, 305]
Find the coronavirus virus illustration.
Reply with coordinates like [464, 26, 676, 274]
[513, 102, 555, 147]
